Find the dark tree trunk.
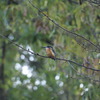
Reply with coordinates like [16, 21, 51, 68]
[0, 41, 6, 100]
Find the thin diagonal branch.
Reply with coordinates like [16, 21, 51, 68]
[28, 0, 100, 53]
[68, 62, 100, 82]
[0, 34, 100, 72]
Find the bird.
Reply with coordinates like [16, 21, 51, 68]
[42, 46, 56, 59]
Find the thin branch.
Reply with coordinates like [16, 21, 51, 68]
[68, 62, 100, 82]
[87, 0, 100, 6]
[0, 34, 100, 72]
[28, 0, 100, 53]
[64, 0, 100, 6]
[69, 75, 100, 83]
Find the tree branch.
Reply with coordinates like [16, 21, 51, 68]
[68, 62, 100, 82]
[28, 0, 100, 53]
[0, 34, 100, 72]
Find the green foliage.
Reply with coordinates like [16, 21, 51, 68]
[0, 0, 100, 100]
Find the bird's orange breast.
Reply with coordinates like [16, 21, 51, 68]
[46, 48, 55, 58]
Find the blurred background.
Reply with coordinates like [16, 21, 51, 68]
[0, 0, 100, 100]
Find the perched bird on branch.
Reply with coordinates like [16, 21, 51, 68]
[42, 46, 56, 60]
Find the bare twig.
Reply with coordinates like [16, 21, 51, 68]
[0, 34, 100, 72]
[87, 0, 100, 6]
[68, 62, 100, 82]
[28, 0, 100, 53]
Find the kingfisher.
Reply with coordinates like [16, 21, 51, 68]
[42, 46, 56, 59]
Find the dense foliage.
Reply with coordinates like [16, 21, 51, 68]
[0, 0, 100, 100]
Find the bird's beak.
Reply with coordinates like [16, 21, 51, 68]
[41, 46, 47, 48]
